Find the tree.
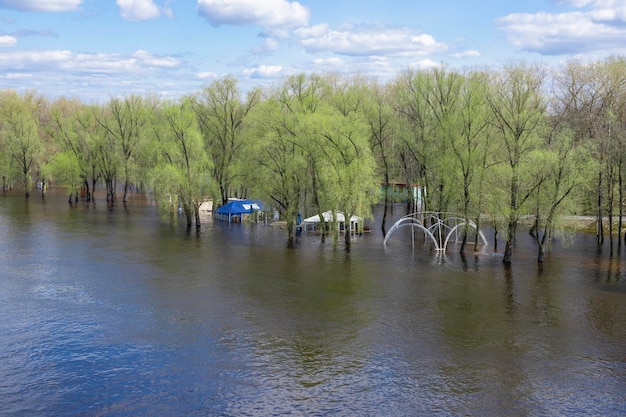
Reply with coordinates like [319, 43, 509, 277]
[528, 122, 586, 262]
[0, 90, 42, 198]
[362, 81, 398, 233]
[552, 58, 625, 248]
[43, 151, 83, 203]
[486, 63, 548, 264]
[194, 77, 260, 206]
[392, 68, 449, 216]
[250, 78, 312, 244]
[78, 105, 119, 203]
[99, 95, 152, 202]
[149, 97, 211, 229]
[46, 97, 92, 201]
[323, 75, 380, 247]
[452, 71, 493, 253]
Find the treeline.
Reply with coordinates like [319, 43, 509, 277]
[1, 57, 626, 262]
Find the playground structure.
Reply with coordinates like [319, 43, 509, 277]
[383, 212, 488, 252]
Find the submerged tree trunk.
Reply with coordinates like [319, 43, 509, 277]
[503, 219, 516, 264]
[381, 182, 389, 236]
[287, 220, 295, 246]
[345, 223, 352, 251]
[459, 181, 471, 254]
[381, 202, 389, 237]
[22, 170, 30, 198]
[123, 178, 130, 203]
[619, 162, 624, 247]
[503, 172, 519, 264]
[194, 204, 201, 230]
[106, 178, 115, 203]
[597, 170, 604, 245]
[608, 166, 614, 254]
[182, 201, 193, 230]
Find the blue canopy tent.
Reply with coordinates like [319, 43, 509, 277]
[216, 199, 262, 223]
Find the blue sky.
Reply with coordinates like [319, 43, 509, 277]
[1, 0, 625, 102]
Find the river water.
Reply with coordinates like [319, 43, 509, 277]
[0, 189, 625, 416]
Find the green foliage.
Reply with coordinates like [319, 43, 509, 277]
[149, 97, 211, 228]
[194, 77, 260, 205]
[42, 150, 82, 195]
[0, 90, 42, 196]
[3, 59, 626, 257]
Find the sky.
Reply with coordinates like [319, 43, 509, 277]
[0, 0, 625, 103]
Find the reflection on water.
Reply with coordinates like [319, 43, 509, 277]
[0, 189, 625, 416]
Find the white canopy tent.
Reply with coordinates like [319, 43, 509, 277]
[301, 210, 363, 233]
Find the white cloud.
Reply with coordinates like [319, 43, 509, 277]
[197, 0, 309, 27]
[0, 49, 180, 74]
[5, 72, 32, 79]
[197, 71, 218, 79]
[293, 23, 447, 57]
[0, 0, 82, 12]
[132, 50, 179, 67]
[251, 37, 280, 55]
[312, 57, 346, 66]
[0, 35, 17, 47]
[243, 64, 282, 78]
[450, 50, 481, 59]
[497, 1, 626, 55]
[408, 59, 440, 70]
[117, 0, 161, 21]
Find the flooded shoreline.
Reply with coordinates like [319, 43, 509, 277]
[1, 189, 625, 416]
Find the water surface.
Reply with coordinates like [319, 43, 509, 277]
[1, 190, 625, 416]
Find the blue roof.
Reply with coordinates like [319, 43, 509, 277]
[216, 200, 262, 215]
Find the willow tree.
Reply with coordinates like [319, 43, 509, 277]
[552, 58, 621, 246]
[98, 95, 152, 202]
[452, 71, 493, 253]
[43, 151, 83, 203]
[417, 67, 463, 213]
[194, 77, 260, 205]
[77, 104, 119, 203]
[0, 91, 14, 191]
[323, 75, 380, 247]
[528, 121, 587, 262]
[392, 68, 449, 215]
[486, 63, 548, 264]
[0, 90, 42, 198]
[596, 57, 626, 250]
[150, 97, 211, 229]
[46, 98, 91, 201]
[249, 74, 332, 243]
[250, 89, 309, 244]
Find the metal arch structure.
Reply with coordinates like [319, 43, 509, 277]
[383, 212, 488, 252]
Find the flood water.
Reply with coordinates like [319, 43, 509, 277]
[1, 189, 625, 416]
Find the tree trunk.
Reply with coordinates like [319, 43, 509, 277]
[608, 168, 614, 254]
[194, 204, 201, 230]
[381, 202, 389, 237]
[537, 242, 545, 263]
[381, 178, 389, 235]
[345, 224, 352, 251]
[460, 182, 470, 254]
[182, 202, 193, 229]
[123, 178, 130, 203]
[23, 170, 30, 198]
[460, 228, 468, 254]
[502, 219, 515, 264]
[503, 169, 518, 264]
[619, 162, 624, 247]
[287, 219, 295, 245]
[597, 170, 604, 245]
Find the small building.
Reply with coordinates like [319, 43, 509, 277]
[301, 210, 364, 233]
[215, 199, 262, 223]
